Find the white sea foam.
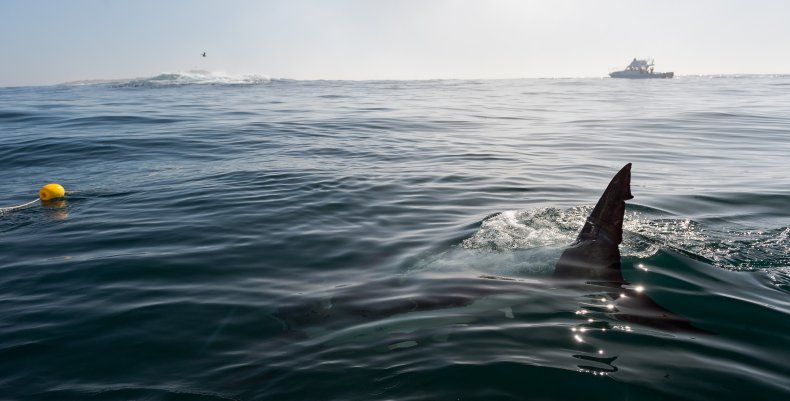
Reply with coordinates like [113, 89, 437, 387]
[462, 207, 587, 251]
[66, 70, 272, 87]
[458, 207, 790, 271]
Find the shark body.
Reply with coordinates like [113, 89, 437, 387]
[553, 163, 707, 333]
[275, 163, 708, 338]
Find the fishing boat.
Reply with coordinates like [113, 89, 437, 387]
[609, 58, 673, 79]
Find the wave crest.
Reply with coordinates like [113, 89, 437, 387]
[67, 70, 272, 87]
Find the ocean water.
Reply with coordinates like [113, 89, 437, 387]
[1, 73, 789, 400]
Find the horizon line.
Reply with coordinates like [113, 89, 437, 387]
[3, 73, 790, 89]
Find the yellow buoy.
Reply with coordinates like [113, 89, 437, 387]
[39, 183, 66, 201]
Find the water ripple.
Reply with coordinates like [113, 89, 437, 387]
[2, 76, 790, 400]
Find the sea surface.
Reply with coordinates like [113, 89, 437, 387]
[1, 73, 789, 400]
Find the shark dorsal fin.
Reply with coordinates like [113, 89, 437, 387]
[575, 163, 633, 245]
[553, 163, 633, 281]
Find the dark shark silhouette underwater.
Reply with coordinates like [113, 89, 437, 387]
[274, 163, 710, 340]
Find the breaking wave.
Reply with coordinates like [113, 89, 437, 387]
[66, 70, 272, 88]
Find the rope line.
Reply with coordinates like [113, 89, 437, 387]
[0, 199, 39, 214]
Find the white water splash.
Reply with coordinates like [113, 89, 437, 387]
[461, 207, 587, 251]
[460, 207, 790, 271]
[66, 70, 272, 87]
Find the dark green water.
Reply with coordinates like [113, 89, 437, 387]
[1, 75, 789, 400]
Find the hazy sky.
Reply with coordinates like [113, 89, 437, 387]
[2, 0, 790, 86]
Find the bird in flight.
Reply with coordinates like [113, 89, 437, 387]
[202, 52, 206, 57]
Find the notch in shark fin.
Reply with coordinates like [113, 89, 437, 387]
[575, 163, 633, 246]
